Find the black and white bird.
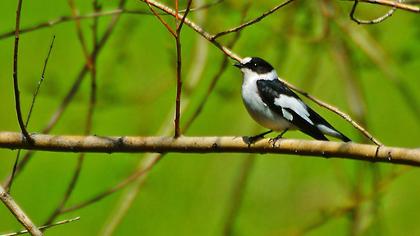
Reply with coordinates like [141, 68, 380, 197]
[234, 57, 351, 143]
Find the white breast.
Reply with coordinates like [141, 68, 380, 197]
[241, 70, 293, 131]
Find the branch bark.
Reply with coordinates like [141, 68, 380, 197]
[0, 132, 419, 166]
[0, 185, 43, 236]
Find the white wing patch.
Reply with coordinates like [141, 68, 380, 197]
[274, 95, 314, 125]
[282, 108, 293, 121]
[316, 124, 340, 137]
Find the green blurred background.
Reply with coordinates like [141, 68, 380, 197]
[0, 0, 419, 235]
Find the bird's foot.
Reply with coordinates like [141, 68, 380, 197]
[242, 135, 263, 147]
[242, 130, 273, 147]
[268, 129, 288, 147]
[268, 136, 282, 147]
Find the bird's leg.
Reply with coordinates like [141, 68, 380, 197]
[243, 130, 273, 146]
[269, 129, 288, 147]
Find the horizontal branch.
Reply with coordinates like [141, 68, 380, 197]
[0, 132, 419, 166]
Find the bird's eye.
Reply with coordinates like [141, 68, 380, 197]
[254, 63, 257, 67]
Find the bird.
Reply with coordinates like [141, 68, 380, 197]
[234, 56, 351, 144]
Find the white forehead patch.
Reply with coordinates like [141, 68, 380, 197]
[241, 57, 252, 64]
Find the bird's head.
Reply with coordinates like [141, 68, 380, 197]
[234, 57, 274, 75]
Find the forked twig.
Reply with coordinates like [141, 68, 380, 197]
[145, 1, 176, 36]
[174, 0, 193, 137]
[7, 36, 56, 192]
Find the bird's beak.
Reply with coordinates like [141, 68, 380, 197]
[234, 62, 243, 68]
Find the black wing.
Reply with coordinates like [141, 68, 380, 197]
[256, 79, 329, 141]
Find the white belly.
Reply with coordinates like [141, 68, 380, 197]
[241, 80, 293, 131]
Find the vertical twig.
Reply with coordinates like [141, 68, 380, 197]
[12, 0, 32, 143]
[173, 0, 193, 137]
[7, 36, 56, 193]
[146, 0, 192, 137]
[0, 185, 43, 236]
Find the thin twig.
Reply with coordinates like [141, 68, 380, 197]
[2, 217, 80, 236]
[0, 185, 42, 236]
[211, 0, 295, 40]
[146, 0, 176, 36]
[25, 36, 56, 129]
[176, 0, 193, 32]
[6, 36, 56, 192]
[350, 0, 401, 24]
[344, 0, 420, 12]
[173, 0, 193, 137]
[12, 0, 32, 143]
